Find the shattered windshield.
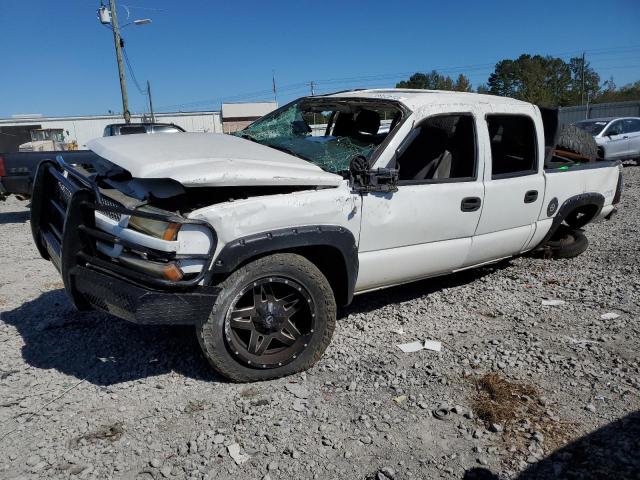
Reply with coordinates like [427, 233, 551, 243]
[235, 99, 402, 173]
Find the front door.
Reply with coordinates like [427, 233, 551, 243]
[356, 113, 484, 292]
[466, 113, 544, 266]
[621, 118, 640, 158]
[603, 120, 629, 159]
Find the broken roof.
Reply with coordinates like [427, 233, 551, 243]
[323, 88, 532, 110]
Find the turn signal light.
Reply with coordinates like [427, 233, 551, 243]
[162, 263, 184, 281]
[162, 222, 182, 241]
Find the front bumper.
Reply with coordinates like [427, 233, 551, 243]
[71, 265, 218, 325]
[30, 158, 218, 325]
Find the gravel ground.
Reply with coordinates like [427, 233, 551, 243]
[1, 166, 639, 480]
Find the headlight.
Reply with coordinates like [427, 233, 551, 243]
[127, 207, 181, 241]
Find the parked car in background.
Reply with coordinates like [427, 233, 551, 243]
[103, 122, 185, 136]
[575, 117, 640, 163]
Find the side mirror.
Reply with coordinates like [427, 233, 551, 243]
[349, 155, 398, 193]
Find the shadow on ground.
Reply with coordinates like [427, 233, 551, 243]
[464, 410, 640, 479]
[1, 289, 224, 386]
[2, 260, 516, 385]
[342, 259, 513, 318]
[0, 210, 29, 224]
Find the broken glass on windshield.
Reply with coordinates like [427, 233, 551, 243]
[234, 99, 403, 174]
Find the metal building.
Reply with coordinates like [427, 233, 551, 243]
[558, 100, 640, 124]
[221, 102, 277, 133]
[0, 111, 222, 150]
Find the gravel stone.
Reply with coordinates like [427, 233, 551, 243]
[1, 168, 639, 479]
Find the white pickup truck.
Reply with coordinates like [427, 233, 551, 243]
[30, 89, 622, 382]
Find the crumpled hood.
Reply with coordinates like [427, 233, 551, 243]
[86, 132, 343, 187]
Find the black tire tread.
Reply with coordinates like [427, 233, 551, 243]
[196, 253, 336, 382]
[556, 124, 598, 161]
[545, 229, 589, 259]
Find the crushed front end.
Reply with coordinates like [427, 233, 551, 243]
[30, 157, 219, 325]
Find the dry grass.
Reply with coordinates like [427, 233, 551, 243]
[473, 372, 537, 426]
[471, 373, 576, 451]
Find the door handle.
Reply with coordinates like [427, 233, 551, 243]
[461, 196, 481, 212]
[524, 190, 538, 203]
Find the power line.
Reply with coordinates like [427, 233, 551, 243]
[153, 45, 640, 112]
[122, 46, 146, 96]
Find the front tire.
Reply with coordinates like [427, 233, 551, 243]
[197, 253, 336, 382]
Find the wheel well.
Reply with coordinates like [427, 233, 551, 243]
[289, 246, 350, 307]
[210, 245, 351, 307]
[563, 204, 600, 229]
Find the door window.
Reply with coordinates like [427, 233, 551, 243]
[119, 125, 148, 135]
[604, 120, 623, 136]
[486, 115, 537, 178]
[622, 119, 640, 134]
[395, 114, 477, 183]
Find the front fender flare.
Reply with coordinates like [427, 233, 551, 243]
[207, 225, 358, 305]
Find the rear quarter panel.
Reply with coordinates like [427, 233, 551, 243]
[541, 164, 620, 220]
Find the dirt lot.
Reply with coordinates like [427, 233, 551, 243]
[1, 167, 639, 480]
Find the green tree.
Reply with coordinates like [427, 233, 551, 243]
[596, 80, 640, 103]
[487, 54, 574, 107]
[567, 56, 600, 105]
[396, 70, 457, 90]
[454, 74, 472, 92]
[476, 83, 490, 94]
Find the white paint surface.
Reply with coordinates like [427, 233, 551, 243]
[87, 133, 343, 187]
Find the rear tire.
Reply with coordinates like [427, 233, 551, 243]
[556, 124, 598, 162]
[544, 227, 589, 259]
[197, 253, 336, 382]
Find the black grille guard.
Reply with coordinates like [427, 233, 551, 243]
[31, 156, 218, 299]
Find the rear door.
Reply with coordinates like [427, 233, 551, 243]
[465, 111, 544, 266]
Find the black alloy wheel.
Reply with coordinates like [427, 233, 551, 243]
[224, 277, 315, 369]
[196, 253, 336, 382]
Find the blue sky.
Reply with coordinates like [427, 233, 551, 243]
[1, 0, 639, 118]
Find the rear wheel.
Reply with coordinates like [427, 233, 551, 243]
[544, 227, 589, 259]
[197, 253, 336, 382]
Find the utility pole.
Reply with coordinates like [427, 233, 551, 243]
[147, 80, 155, 123]
[109, 0, 130, 123]
[309, 81, 315, 96]
[580, 51, 586, 106]
[272, 70, 278, 105]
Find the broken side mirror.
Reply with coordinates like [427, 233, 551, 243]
[349, 155, 398, 193]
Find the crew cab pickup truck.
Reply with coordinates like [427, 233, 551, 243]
[30, 89, 622, 382]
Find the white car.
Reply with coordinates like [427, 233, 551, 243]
[575, 117, 640, 162]
[31, 89, 622, 382]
